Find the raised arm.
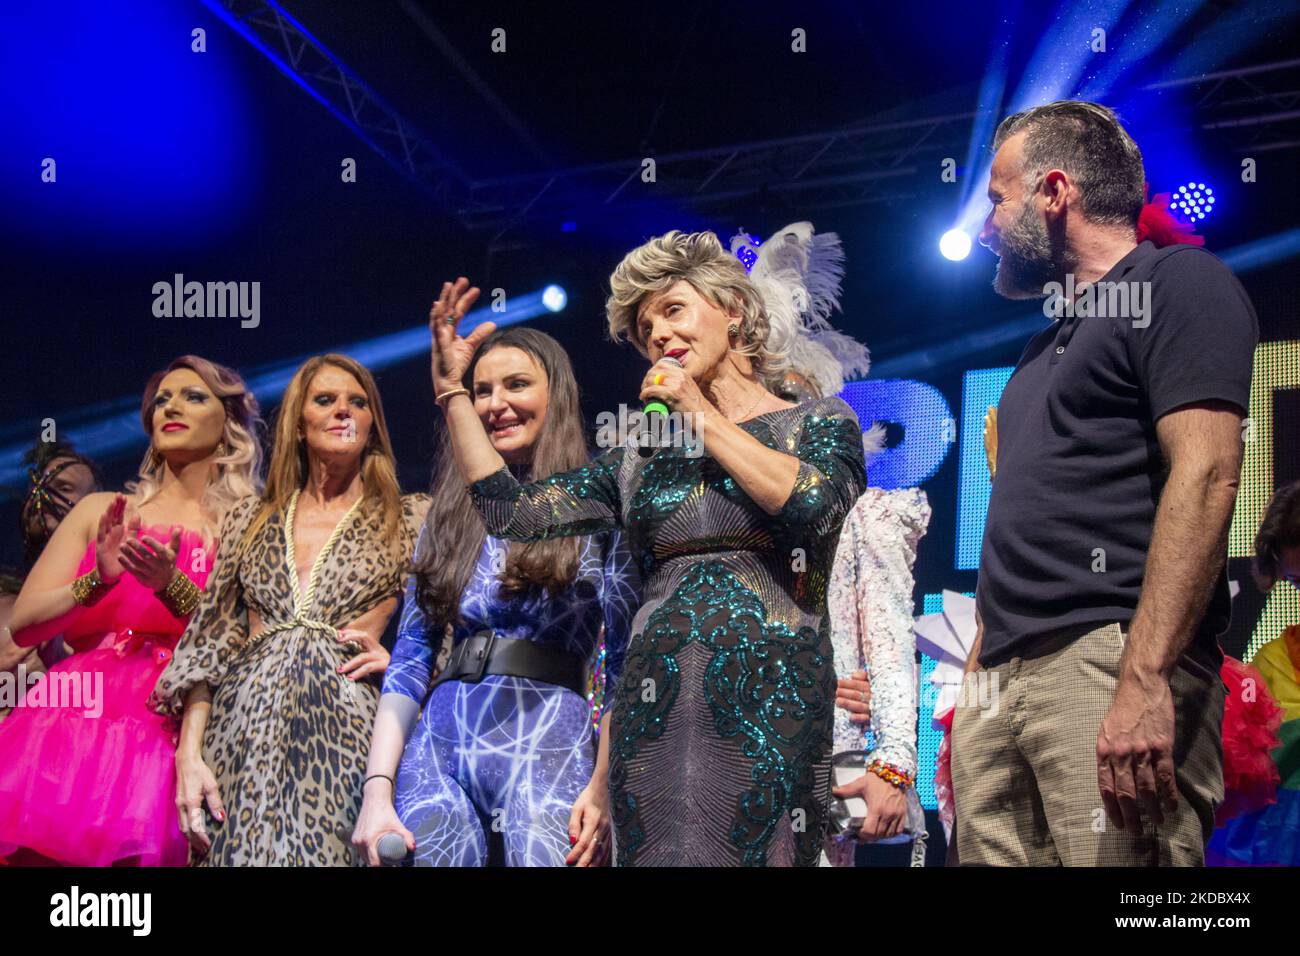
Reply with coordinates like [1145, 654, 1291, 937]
[469, 446, 624, 542]
[428, 277, 505, 485]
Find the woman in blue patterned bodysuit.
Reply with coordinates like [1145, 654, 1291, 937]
[353, 328, 637, 867]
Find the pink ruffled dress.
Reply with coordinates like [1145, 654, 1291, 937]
[0, 526, 209, 866]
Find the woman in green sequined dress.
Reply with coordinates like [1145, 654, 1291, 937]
[429, 232, 866, 866]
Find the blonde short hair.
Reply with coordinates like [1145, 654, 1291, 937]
[605, 230, 786, 380]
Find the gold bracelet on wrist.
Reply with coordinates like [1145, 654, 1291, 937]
[71, 568, 118, 607]
[435, 386, 470, 405]
[156, 571, 202, 618]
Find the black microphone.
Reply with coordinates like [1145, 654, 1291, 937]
[638, 355, 683, 458]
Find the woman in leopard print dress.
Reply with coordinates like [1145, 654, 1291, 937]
[151, 354, 428, 866]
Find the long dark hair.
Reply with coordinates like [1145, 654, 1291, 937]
[415, 327, 589, 632]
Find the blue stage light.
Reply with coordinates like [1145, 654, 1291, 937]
[1, 0, 254, 250]
[732, 232, 762, 273]
[0, 283, 570, 487]
[940, 229, 972, 261]
[542, 285, 567, 312]
[1173, 180, 1215, 221]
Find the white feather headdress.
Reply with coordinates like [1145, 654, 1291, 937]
[730, 222, 883, 459]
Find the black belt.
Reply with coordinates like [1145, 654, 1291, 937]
[425, 631, 588, 703]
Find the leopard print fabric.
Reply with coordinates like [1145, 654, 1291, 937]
[151, 492, 429, 866]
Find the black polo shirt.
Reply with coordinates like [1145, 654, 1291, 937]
[976, 241, 1258, 666]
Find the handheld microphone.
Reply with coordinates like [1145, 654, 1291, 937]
[335, 823, 412, 866]
[377, 832, 412, 866]
[638, 355, 682, 458]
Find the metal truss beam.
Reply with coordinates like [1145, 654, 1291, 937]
[210, 2, 1300, 232]
[205, 0, 472, 216]
[460, 112, 978, 235]
[1145, 58, 1300, 153]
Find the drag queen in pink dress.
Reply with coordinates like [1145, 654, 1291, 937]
[0, 355, 261, 866]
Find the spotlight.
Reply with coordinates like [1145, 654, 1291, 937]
[542, 284, 567, 312]
[1172, 180, 1215, 221]
[940, 229, 972, 261]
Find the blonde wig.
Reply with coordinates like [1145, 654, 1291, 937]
[130, 354, 264, 537]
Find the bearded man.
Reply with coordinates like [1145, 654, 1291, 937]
[952, 100, 1259, 866]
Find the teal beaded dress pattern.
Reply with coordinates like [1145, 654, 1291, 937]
[470, 396, 867, 865]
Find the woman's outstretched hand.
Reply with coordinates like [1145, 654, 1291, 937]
[429, 277, 495, 397]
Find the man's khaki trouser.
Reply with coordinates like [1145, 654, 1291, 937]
[951, 622, 1224, 866]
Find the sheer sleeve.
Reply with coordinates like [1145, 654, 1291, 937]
[400, 494, 432, 551]
[149, 496, 259, 717]
[469, 446, 625, 542]
[771, 397, 868, 540]
[381, 522, 448, 704]
[598, 529, 640, 697]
